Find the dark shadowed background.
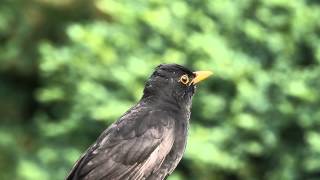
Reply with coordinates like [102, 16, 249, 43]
[1, 0, 320, 179]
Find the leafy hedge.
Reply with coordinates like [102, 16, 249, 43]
[1, 0, 320, 179]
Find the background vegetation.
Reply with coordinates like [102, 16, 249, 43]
[1, 0, 320, 179]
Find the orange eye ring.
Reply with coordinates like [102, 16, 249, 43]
[179, 74, 189, 85]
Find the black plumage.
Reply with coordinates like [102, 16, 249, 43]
[66, 64, 212, 180]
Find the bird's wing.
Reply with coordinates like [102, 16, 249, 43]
[146, 123, 188, 180]
[66, 109, 175, 180]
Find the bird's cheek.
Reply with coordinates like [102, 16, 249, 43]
[187, 85, 196, 95]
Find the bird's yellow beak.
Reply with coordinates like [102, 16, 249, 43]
[190, 71, 213, 85]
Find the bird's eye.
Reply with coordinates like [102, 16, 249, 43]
[179, 74, 189, 85]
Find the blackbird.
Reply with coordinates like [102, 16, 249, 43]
[66, 64, 212, 180]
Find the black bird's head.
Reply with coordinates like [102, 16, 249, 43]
[143, 64, 212, 109]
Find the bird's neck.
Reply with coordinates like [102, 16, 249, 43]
[142, 93, 192, 115]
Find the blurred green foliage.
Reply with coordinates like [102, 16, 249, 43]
[1, 0, 320, 179]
